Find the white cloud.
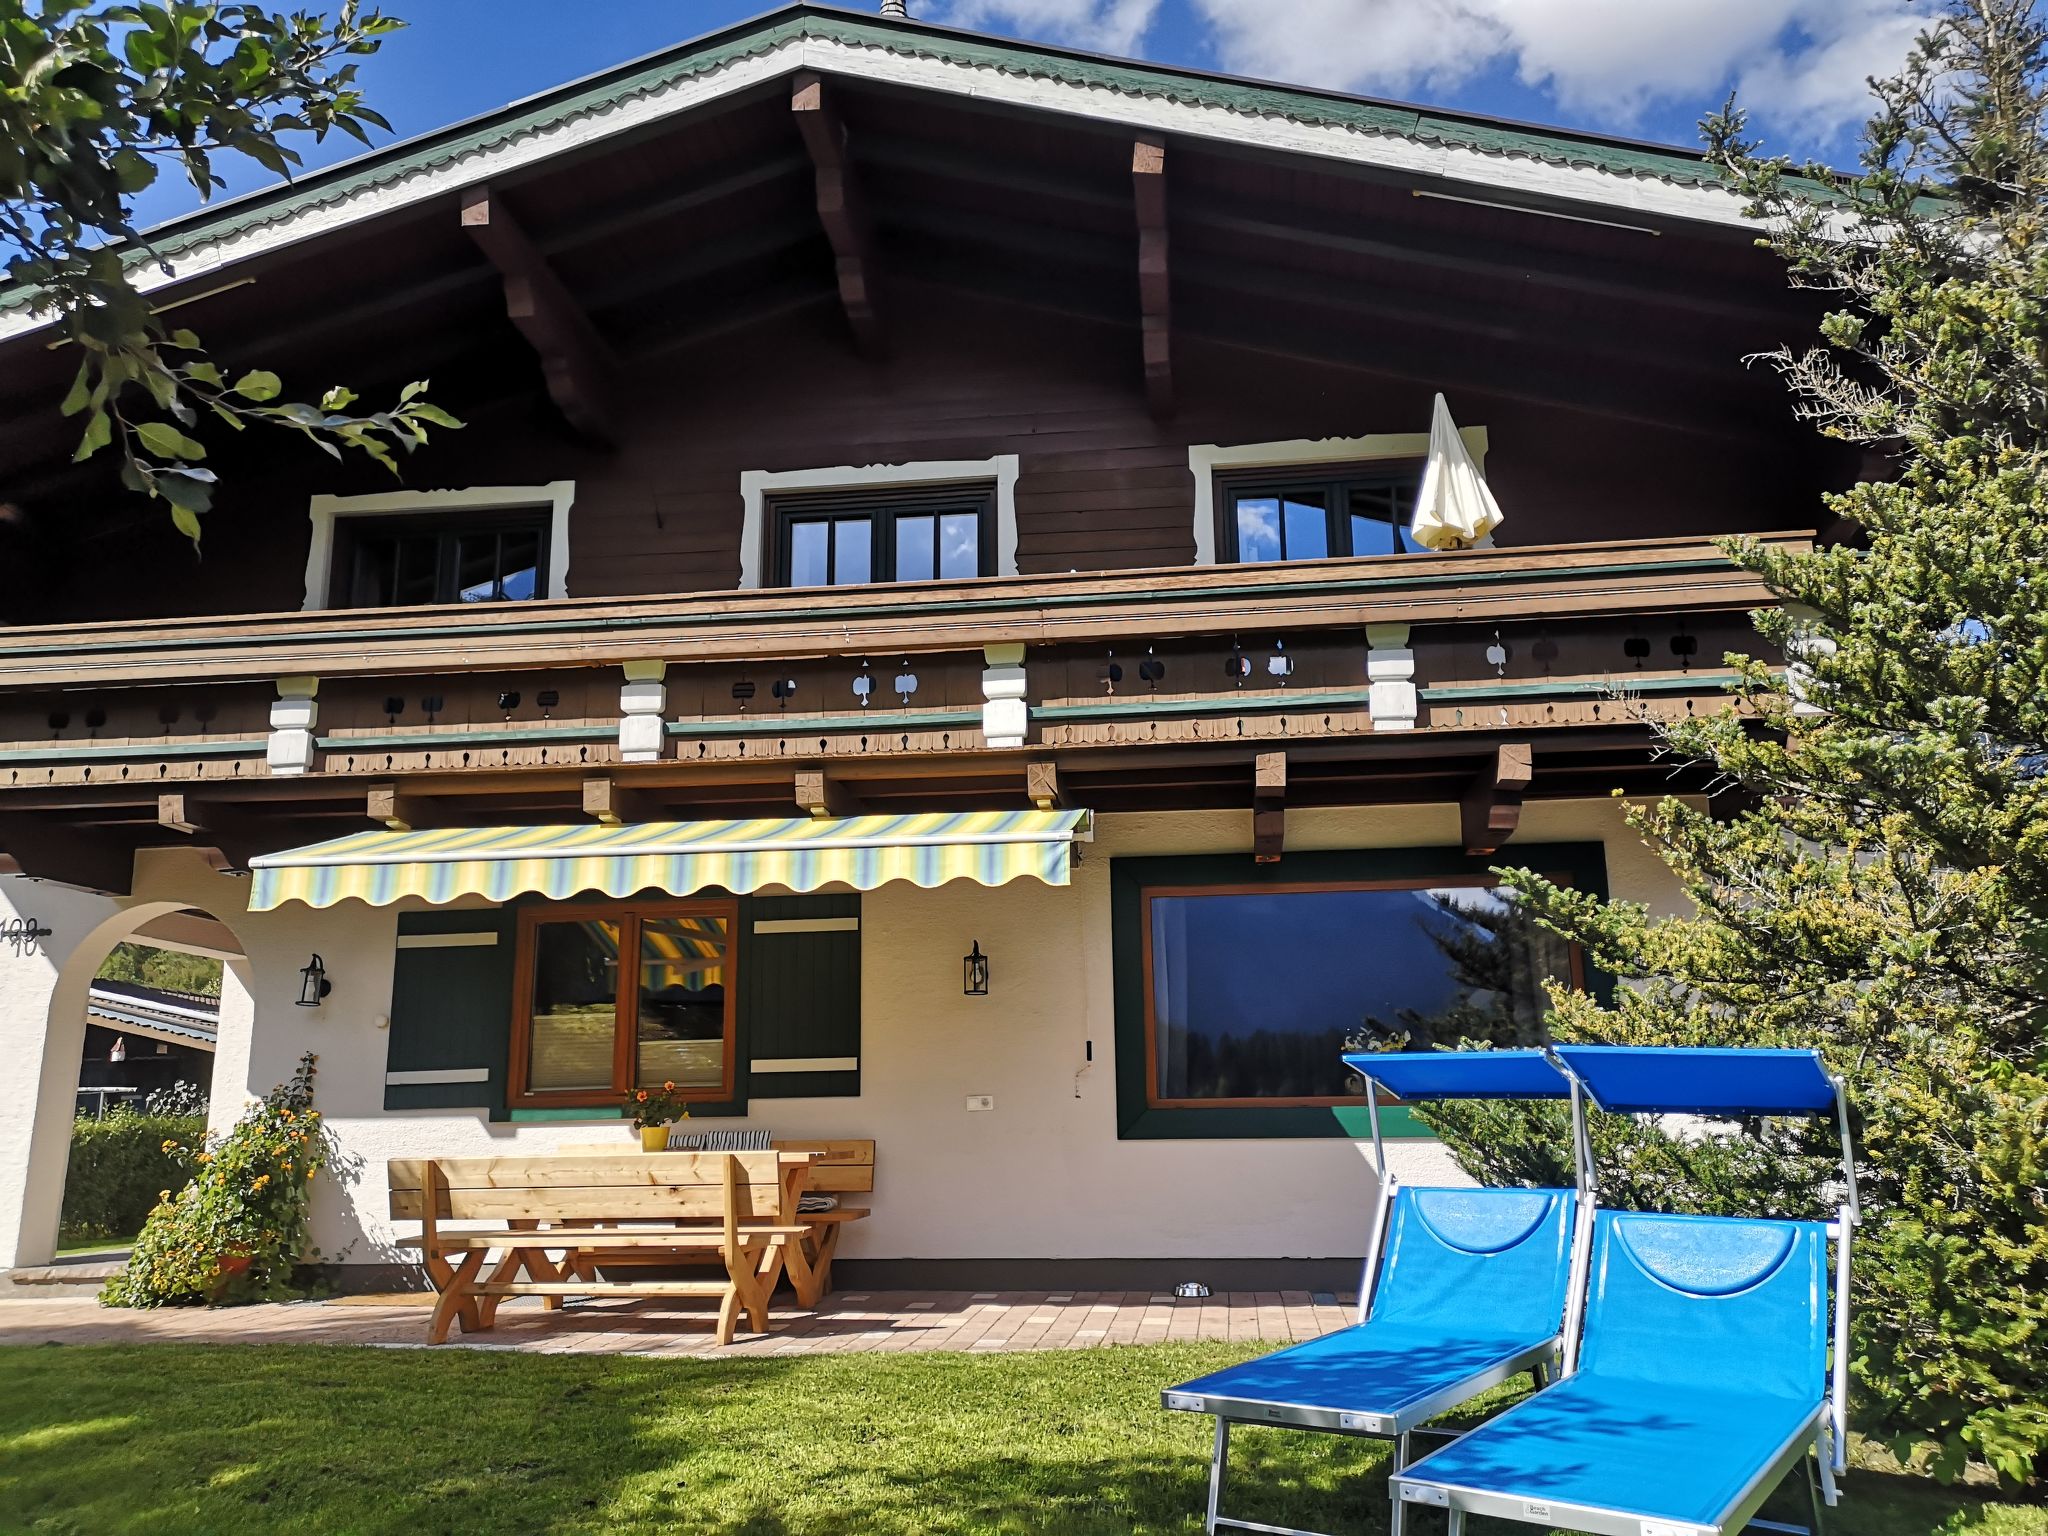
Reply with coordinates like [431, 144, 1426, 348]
[938, 0, 1921, 149]
[1188, 0, 1920, 144]
[937, 0, 1163, 54]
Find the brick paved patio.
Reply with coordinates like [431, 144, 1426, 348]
[0, 1287, 1356, 1356]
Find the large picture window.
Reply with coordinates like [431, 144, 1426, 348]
[1112, 847, 1604, 1138]
[509, 899, 737, 1108]
[770, 483, 995, 588]
[1216, 462, 1425, 565]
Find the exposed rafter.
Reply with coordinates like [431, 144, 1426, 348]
[1254, 750, 1286, 863]
[796, 769, 858, 819]
[791, 70, 883, 354]
[459, 184, 620, 446]
[1027, 762, 1062, 811]
[368, 783, 430, 832]
[1132, 134, 1172, 418]
[583, 775, 653, 826]
[0, 813, 134, 895]
[155, 792, 264, 871]
[1460, 743, 1534, 855]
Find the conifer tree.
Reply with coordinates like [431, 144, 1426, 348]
[1426, 0, 2048, 1485]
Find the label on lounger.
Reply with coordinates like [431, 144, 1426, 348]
[1338, 1412, 1389, 1433]
[1641, 1524, 1711, 1536]
[1165, 1394, 1204, 1412]
[1524, 1504, 1554, 1520]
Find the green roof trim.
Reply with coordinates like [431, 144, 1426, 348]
[0, 4, 1773, 322]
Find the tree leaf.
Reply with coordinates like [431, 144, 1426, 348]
[73, 408, 113, 461]
[59, 360, 92, 418]
[134, 420, 207, 460]
[232, 370, 282, 402]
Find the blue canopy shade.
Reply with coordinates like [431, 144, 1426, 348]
[1552, 1045, 1838, 1116]
[1341, 1049, 1571, 1102]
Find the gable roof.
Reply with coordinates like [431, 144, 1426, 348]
[0, 2, 1771, 342]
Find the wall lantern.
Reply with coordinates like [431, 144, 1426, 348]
[296, 954, 333, 1009]
[963, 940, 990, 997]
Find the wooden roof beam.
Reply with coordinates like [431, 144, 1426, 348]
[791, 71, 883, 356]
[1460, 743, 1534, 855]
[459, 184, 619, 447]
[1132, 135, 1172, 419]
[1027, 761, 1062, 811]
[0, 813, 135, 895]
[368, 783, 434, 832]
[796, 769, 860, 819]
[582, 775, 654, 826]
[1254, 750, 1285, 864]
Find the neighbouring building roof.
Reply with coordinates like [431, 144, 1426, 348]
[86, 979, 219, 1050]
[0, 2, 1797, 340]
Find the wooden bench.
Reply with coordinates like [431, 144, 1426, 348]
[775, 1139, 873, 1305]
[557, 1136, 874, 1306]
[387, 1151, 818, 1345]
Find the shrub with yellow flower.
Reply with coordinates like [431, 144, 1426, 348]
[102, 1053, 333, 1309]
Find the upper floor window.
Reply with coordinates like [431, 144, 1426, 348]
[339, 514, 550, 607]
[771, 483, 996, 588]
[1217, 461, 1426, 565]
[303, 483, 575, 612]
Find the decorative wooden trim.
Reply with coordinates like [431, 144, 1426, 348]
[751, 916, 859, 934]
[395, 932, 501, 950]
[751, 1056, 859, 1074]
[507, 896, 739, 1110]
[386, 1067, 492, 1085]
[1460, 741, 1534, 855]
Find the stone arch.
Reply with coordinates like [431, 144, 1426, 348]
[4, 891, 256, 1271]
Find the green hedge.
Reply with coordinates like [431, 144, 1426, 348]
[60, 1112, 204, 1245]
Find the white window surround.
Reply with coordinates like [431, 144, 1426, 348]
[1188, 432, 1488, 566]
[301, 481, 576, 611]
[738, 457, 1020, 591]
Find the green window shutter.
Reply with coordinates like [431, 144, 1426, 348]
[384, 909, 518, 1113]
[744, 893, 860, 1099]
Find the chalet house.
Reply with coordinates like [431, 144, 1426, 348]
[0, 3, 1840, 1288]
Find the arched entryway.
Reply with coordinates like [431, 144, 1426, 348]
[4, 893, 257, 1271]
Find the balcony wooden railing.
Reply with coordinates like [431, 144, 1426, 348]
[0, 533, 1803, 690]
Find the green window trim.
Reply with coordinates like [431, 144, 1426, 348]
[1109, 843, 1611, 1140]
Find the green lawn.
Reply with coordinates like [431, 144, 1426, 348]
[0, 1343, 2039, 1535]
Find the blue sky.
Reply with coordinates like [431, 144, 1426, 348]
[129, 0, 1918, 231]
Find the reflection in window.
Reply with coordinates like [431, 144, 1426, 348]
[344, 517, 548, 607]
[526, 918, 621, 1092]
[1147, 883, 1573, 1104]
[772, 485, 992, 587]
[1222, 465, 1425, 564]
[513, 902, 737, 1106]
[635, 913, 730, 1090]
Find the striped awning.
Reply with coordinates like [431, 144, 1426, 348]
[247, 810, 1093, 911]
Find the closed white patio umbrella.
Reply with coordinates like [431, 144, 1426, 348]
[1409, 393, 1503, 551]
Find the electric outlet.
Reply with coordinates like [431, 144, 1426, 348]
[966, 1094, 994, 1112]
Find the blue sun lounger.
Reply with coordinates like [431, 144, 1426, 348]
[1162, 1049, 1590, 1536]
[1391, 1046, 1858, 1536]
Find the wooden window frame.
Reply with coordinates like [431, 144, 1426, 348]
[1213, 458, 1425, 565]
[1138, 872, 1585, 1111]
[768, 482, 998, 589]
[507, 897, 739, 1109]
[328, 506, 553, 610]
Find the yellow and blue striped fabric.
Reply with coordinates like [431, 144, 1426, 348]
[247, 810, 1092, 911]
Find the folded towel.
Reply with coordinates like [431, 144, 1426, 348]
[668, 1129, 772, 1151]
[798, 1192, 839, 1214]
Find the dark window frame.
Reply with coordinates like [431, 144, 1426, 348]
[507, 896, 739, 1110]
[330, 507, 553, 609]
[1214, 459, 1426, 565]
[769, 482, 997, 588]
[1111, 845, 1611, 1140]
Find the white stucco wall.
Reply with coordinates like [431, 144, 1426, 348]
[66, 796, 1686, 1274]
